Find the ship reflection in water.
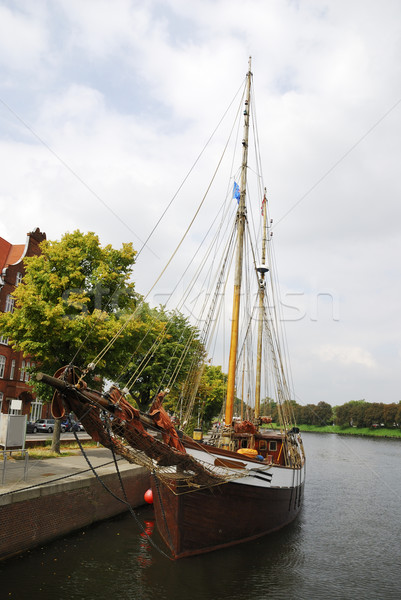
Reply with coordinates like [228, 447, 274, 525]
[137, 519, 155, 569]
[1, 433, 401, 600]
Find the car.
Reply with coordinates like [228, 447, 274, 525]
[69, 421, 85, 432]
[26, 421, 38, 433]
[32, 418, 56, 433]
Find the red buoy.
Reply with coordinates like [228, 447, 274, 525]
[144, 488, 153, 504]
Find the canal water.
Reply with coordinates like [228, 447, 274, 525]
[1, 432, 400, 599]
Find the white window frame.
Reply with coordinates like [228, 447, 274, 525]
[16, 272, 23, 286]
[20, 360, 25, 381]
[5, 295, 15, 313]
[25, 361, 31, 382]
[0, 336, 9, 345]
[0, 355, 6, 378]
[10, 359, 16, 380]
[30, 400, 43, 422]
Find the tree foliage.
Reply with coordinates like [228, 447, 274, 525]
[195, 364, 227, 426]
[122, 309, 205, 412]
[0, 231, 164, 400]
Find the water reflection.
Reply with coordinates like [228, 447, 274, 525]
[137, 519, 155, 569]
[1, 433, 401, 600]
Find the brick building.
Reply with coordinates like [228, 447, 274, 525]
[0, 228, 49, 420]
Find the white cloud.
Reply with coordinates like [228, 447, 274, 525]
[316, 345, 376, 368]
[1, 0, 401, 405]
[0, 4, 48, 72]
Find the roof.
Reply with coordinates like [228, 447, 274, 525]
[0, 237, 25, 272]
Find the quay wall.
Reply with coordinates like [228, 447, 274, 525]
[0, 466, 150, 561]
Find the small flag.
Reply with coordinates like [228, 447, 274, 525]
[233, 181, 240, 203]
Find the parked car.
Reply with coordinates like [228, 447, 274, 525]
[32, 418, 56, 433]
[26, 421, 38, 433]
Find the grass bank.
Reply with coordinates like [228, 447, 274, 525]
[296, 424, 401, 439]
[13, 440, 99, 460]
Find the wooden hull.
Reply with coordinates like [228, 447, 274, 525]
[151, 471, 304, 559]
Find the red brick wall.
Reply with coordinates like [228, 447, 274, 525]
[0, 229, 46, 415]
[0, 468, 150, 560]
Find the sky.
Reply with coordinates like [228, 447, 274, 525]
[0, 0, 400, 407]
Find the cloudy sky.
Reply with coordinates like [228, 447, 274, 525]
[1, 0, 400, 407]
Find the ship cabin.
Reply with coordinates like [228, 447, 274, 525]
[234, 430, 286, 465]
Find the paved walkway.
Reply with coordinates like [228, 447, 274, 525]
[0, 446, 131, 496]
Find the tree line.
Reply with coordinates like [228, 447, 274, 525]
[262, 399, 401, 429]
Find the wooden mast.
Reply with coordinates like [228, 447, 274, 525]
[255, 188, 268, 420]
[223, 57, 252, 444]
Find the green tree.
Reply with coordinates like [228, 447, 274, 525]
[123, 309, 205, 412]
[261, 398, 278, 422]
[395, 402, 401, 428]
[315, 401, 333, 426]
[382, 403, 398, 427]
[0, 230, 163, 450]
[335, 400, 367, 427]
[195, 364, 228, 427]
[364, 402, 384, 427]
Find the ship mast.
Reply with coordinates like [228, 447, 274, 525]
[255, 189, 268, 420]
[223, 57, 252, 445]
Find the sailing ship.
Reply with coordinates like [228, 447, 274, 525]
[38, 58, 305, 559]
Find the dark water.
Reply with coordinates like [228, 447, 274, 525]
[1, 432, 401, 599]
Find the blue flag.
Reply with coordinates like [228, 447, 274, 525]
[233, 181, 240, 203]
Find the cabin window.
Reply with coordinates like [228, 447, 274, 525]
[259, 440, 267, 451]
[0, 356, 5, 378]
[269, 441, 277, 452]
[241, 439, 248, 448]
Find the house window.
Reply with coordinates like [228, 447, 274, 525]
[25, 361, 30, 382]
[10, 359, 16, 380]
[269, 441, 277, 452]
[5, 295, 15, 313]
[0, 356, 5, 378]
[0, 391, 3, 412]
[0, 336, 9, 345]
[16, 272, 23, 286]
[20, 360, 25, 381]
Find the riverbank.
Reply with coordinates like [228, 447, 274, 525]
[261, 422, 401, 439]
[297, 424, 401, 439]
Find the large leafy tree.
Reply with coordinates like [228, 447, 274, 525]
[0, 230, 164, 401]
[121, 309, 206, 412]
[191, 364, 228, 429]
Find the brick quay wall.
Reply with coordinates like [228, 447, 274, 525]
[0, 464, 150, 561]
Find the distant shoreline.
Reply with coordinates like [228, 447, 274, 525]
[261, 423, 401, 440]
[297, 424, 401, 440]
